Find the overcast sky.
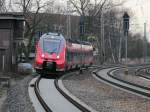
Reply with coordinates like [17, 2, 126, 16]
[7, 0, 150, 40]
[58, 0, 150, 38]
[121, 0, 150, 41]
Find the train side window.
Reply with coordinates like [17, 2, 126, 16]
[70, 52, 72, 61]
[82, 52, 84, 61]
[67, 52, 71, 61]
[72, 52, 74, 61]
[75, 52, 78, 61]
[77, 52, 80, 61]
[74, 52, 76, 61]
[66, 51, 69, 61]
[79, 52, 81, 61]
[71, 52, 73, 61]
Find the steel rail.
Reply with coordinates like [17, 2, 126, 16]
[53, 65, 106, 112]
[136, 66, 150, 76]
[136, 67, 150, 80]
[108, 68, 150, 90]
[33, 66, 96, 112]
[33, 66, 99, 112]
[33, 65, 139, 112]
[34, 76, 53, 112]
[139, 75, 150, 80]
[54, 70, 92, 112]
[93, 67, 150, 98]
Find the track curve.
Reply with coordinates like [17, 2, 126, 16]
[34, 76, 53, 112]
[32, 68, 98, 112]
[93, 66, 150, 99]
[54, 77, 92, 112]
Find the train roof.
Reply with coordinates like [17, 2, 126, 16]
[39, 33, 92, 46]
[40, 32, 65, 40]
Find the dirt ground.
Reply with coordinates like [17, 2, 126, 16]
[0, 87, 8, 112]
[0, 72, 29, 112]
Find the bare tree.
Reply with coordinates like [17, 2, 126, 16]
[45, 0, 54, 13]
[69, 0, 126, 64]
[9, 0, 51, 61]
[90, 1, 127, 64]
[0, 0, 6, 12]
[69, 0, 90, 16]
[88, 0, 114, 63]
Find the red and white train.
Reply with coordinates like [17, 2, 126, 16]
[34, 32, 93, 74]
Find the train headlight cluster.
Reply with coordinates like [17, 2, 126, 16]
[56, 55, 60, 59]
[41, 54, 45, 58]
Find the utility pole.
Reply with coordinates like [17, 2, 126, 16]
[79, 15, 84, 74]
[143, 22, 147, 63]
[99, 12, 105, 64]
[101, 13, 105, 63]
[125, 31, 128, 66]
[67, 1, 71, 39]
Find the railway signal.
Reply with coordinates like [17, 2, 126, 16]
[123, 12, 130, 74]
[123, 12, 130, 34]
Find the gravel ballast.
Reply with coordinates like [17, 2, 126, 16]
[113, 68, 150, 88]
[62, 69, 150, 112]
[6, 75, 35, 112]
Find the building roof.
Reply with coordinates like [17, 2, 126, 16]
[0, 13, 24, 20]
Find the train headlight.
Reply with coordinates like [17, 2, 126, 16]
[56, 55, 60, 59]
[41, 54, 45, 58]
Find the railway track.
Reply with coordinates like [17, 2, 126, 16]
[34, 76, 53, 112]
[54, 77, 92, 112]
[31, 68, 98, 112]
[93, 66, 150, 99]
[136, 66, 150, 79]
[30, 65, 150, 112]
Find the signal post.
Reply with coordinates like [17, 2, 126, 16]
[123, 12, 130, 74]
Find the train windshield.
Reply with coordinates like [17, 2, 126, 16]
[43, 39, 61, 54]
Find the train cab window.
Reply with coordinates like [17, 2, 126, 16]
[43, 39, 61, 54]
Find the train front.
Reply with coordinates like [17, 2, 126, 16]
[35, 33, 66, 73]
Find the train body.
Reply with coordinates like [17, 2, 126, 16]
[34, 32, 93, 73]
